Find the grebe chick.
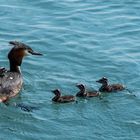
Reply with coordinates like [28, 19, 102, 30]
[0, 67, 7, 77]
[52, 89, 76, 103]
[96, 77, 125, 92]
[76, 84, 100, 97]
[0, 41, 42, 102]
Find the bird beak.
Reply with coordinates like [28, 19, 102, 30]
[30, 51, 43, 56]
[76, 83, 80, 87]
[51, 90, 55, 93]
[9, 41, 16, 45]
[96, 80, 100, 83]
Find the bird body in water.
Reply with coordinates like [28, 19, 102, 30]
[52, 89, 76, 103]
[96, 77, 125, 92]
[76, 84, 100, 98]
[0, 41, 42, 102]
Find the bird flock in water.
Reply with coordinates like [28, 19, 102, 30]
[52, 77, 125, 103]
[0, 41, 126, 111]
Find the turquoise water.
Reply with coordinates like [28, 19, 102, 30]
[0, 0, 140, 139]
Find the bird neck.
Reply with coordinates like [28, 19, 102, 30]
[79, 88, 86, 95]
[53, 94, 60, 101]
[9, 61, 21, 73]
[101, 82, 108, 89]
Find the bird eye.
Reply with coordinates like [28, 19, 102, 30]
[28, 50, 31, 53]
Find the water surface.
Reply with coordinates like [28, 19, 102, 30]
[0, 0, 140, 140]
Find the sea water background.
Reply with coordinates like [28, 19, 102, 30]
[0, 0, 140, 140]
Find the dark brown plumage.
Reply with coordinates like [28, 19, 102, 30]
[96, 77, 125, 92]
[52, 89, 76, 103]
[76, 84, 100, 97]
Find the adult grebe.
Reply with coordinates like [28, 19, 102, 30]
[0, 41, 42, 102]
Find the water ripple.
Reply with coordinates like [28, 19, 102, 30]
[0, 0, 140, 139]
